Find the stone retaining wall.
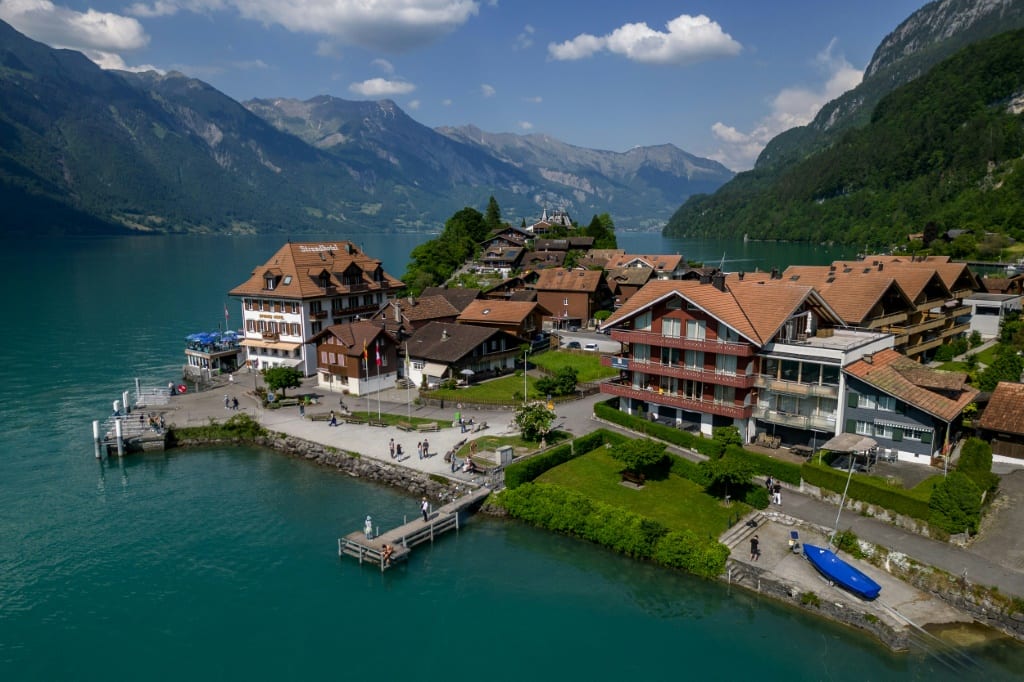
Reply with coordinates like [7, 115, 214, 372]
[172, 434, 458, 503]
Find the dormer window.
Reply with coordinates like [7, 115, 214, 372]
[265, 276, 276, 290]
[319, 273, 330, 288]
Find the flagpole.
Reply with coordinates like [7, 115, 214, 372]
[405, 341, 411, 423]
[364, 342, 370, 417]
[376, 340, 382, 422]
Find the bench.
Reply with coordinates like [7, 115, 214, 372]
[367, 421, 387, 427]
[396, 421, 415, 432]
[309, 413, 333, 422]
[472, 421, 488, 433]
[621, 471, 646, 486]
[417, 422, 439, 432]
[345, 417, 366, 425]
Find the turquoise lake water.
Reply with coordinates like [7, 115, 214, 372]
[1, 233, 1021, 680]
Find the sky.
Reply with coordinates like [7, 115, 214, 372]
[0, 0, 932, 171]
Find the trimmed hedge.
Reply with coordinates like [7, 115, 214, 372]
[670, 456, 709, 485]
[498, 482, 728, 578]
[504, 429, 628, 489]
[801, 461, 931, 520]
[723, 445, 802, 485]
[594, 400, 723, 458]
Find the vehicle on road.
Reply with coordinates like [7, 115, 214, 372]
[565, 341, 582, 349]
[583, 342, 599, 351]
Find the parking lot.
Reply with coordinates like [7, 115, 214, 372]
[553, 330, 620, 354]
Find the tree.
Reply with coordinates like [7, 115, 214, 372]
[514, 402, 555, 441]
[262, 366, 302, 397]
[977, 346, 1024, 391]
[610, 438, 667, 475]
[712, 426, 742, 448]
[584, 213, 618, 249]
[928, 471, 982, 534]
[701, 453, 756, 500]
[485, 196, 502, 231]
[534, 367, 578, 397]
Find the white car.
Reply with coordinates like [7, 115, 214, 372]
[583, 342, 599, 352]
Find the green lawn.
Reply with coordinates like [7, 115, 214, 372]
[938, 361, 970, 372]
[530, 350, 617, 383]
[972, 344, 999, 366]
[536, 448, 744, 536]
[427, 374, 539, 404]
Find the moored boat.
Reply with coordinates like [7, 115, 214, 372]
[803, 543, 881, 600]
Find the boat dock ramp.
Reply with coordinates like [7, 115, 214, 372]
[339, 486, 491, 571]
[92, 379, 172, 458]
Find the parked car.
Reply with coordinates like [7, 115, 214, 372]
[583, 342, 599, 351]
[565, 341, 582, 349]
[568, 324, 580, 332]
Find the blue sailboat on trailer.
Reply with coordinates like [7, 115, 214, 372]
[803, 544, 881, 600]
[807, 433, 883, 600]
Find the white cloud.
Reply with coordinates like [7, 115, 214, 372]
[372, 58, 394, 73]
[549, 14, 740, 65]
[348, 78, 416, 97]
[315, 40, 341, 57]
[441, 98, 453, 106]
[709, 40, 863, 171]
[0, 0, 149, 53]
[523, 95, 542, 103]
[407, 99, 421, 110]
[514, 23, 534, 50]
[480, 83, 495, 98]
[134, 0, 480, 52]
[517, 121, 533, 131]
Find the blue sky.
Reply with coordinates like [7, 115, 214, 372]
[1, 0, 929, 170]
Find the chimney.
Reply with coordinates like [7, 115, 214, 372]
[712, 272, 726, 292]
[738, 271, 745, 281]
[441, 329, 449, 341]
[394, 301, 401, 323]
[699, 273, 712, 285]
[770, 268, 779, 280]
[863, 353, 873, 365]
[877, 263, 883, 272]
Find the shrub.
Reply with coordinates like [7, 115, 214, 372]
[929, 472, 982, 534]
[957, 437, 999, 498]
[801, 461, 932, 520]
[504, 429, 628, 489]
[800, 592, 821, 608]
[744, 486, 770, 509]
[723, 445, 802, 485]
[670, 456, 709, 485]
[832, 529, 864, 559]
[594, 400, 723, 457]
[652, 530, 730, 578]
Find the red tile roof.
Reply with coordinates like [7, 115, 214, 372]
[844, 349, 977, 422]
[533, 268, 605, 293]
[457, 300, 537, 325]
[978, 381, 1024, 435]
[229, 241, 402, 299]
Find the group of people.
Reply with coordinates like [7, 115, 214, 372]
[388, 438, 408, 460]
[765, 475, 782, 506]
[223, 394, 239, 410]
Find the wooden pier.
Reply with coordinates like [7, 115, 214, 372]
[338, 486, 491, 571]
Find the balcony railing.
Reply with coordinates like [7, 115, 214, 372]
[261, 331, 280, 341]
[601, 381, 752, 419]
[940, 321, 970, 338]
[904, 337, 943, 355]
[916, 299, 947, 313]
[312, 310, 328, 319]
[610, 329, 755, 357]
[753, 375, 839, 398]
[864, 311, 909, 328]
[602, 356, 755, 388]
[753, 407, 838, 431]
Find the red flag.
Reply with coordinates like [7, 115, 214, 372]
[375, 339, 382, 367]
[363, 340, 368, 362]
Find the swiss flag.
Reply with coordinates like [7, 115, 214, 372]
[375, 340, 382, 366]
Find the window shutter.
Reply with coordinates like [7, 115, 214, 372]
[921, 430, 933, 445]
[845, 419, 856, 434]
[847, 393, 859, 408]
[893, 428, 903, 442]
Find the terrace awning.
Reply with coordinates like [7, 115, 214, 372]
[422, 362, 449, 378]
[820, 433, 877, 453]
[241, 339, 301, 351]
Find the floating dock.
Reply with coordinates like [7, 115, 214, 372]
[338, 486, 491, 571]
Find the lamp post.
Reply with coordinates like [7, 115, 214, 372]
[522, 345, 529, 405]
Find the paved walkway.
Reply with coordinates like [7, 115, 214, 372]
[159, 375, 1024, 597]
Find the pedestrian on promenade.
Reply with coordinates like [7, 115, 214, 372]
[396, 443, 404, 459]
[422, 438, 429, 457]
[420, 497, 429, 522]
[232, 396, 239, 410]
[765, 475, 774, 492]
[224, 394, 230, 409]
[750, 535, 760, 561]
[389, 438, 396, 459]
[773, 483, 782, 506]
[228, 373, 234, 384]
[329, 410, 338, 427]
[299, 403, 305, 418]
[417, 440, 423, 460]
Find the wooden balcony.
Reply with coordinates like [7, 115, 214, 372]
[601, 381, 752, 419]
[864, 311, 909, 328]
[610, 329, 755, 357]
[753, 375, 839, 398]
[312, 310, 328, 319]
[261, 331, 280, 341]
[904, 337, 943, 356]
[604, 356, 755, 388]
[916, 299, 947, 313]
[940, 321, 971, 338]
[753, 407, 837, 432]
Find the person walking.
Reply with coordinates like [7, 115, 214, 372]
[417, 440, 423, 460]
[329, 410, 338, 427]
[772, 483, 782, 506]
[422, 438, 429, 458]
[389, 438, 396, 459]
[420, 497, 429, 522]
[750, 535, 760, 561]
[231, 396, 239, 410]
[298, 403, 305, 418]
[224, 394, 230, 409]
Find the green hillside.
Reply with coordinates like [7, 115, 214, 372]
[665, 28, 1024, 249]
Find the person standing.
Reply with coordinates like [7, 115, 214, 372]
[389, 438, 396, 459]
[750, 535, 760, 561]
[417, 441, 423, 460]
[224, 394, 230, 409]
[422, 438, 429, 458]
[773, 483, 782, 506]
[298, 402, 305, 418]
[329, 410, 337, 427]
[420, 497, 429, 521]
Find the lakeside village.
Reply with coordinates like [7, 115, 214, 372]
[163, 209, 1024, 652]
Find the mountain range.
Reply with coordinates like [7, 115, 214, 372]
[0, 19, 732, 237]
[665, 0, 1024, 245]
